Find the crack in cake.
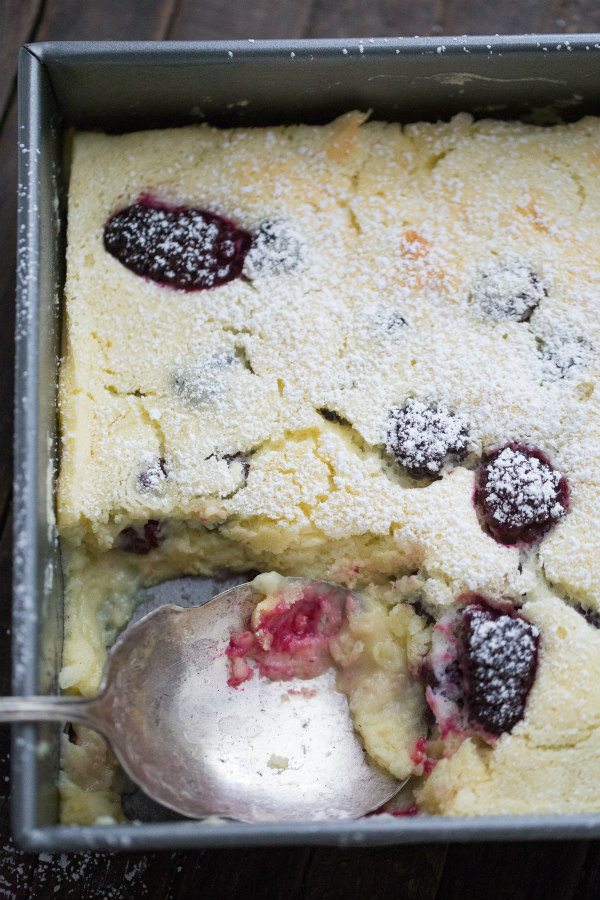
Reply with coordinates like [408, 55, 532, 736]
[57, 111, 600, 824]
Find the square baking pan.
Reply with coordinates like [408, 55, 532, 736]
[14, 36, 600, 851]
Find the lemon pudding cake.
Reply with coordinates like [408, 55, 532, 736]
[58, 111, 600, 823]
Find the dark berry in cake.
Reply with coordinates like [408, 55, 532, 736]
[103, 196, 252, 290]
[385, 312, 408, 333]
[318, 408, 352, 427]
[223, 452, 251, 481]
[460, 600, 539, 735]
[64, 722, 79, 745]
[573, 604, 600, 629]
[474, 443, 569, 545]
[410, 596, 436, 625]
[374, 309, 408, 335]
[243, 219, 303, 278]
[207, 451, 251, 482]
[416, 659, 437, 691]
[536, 332, 593, 381]
[138, 457, 168, 492]
[472, 256, 546, 322]
[173, 350, 237, 406]
[117, 520, 163, 555]
[386, 398, 471, 478]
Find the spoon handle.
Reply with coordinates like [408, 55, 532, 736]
[0, 695, 95, 725]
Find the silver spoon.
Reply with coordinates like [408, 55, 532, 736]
[0, 577, 399, 821]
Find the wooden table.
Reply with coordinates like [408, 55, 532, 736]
[1, 1, 600, 896]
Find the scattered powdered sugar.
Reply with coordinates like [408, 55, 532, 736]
[386, 399, 472, 478]
[243, 219, 305, 278]
[173, 349, 239, 406]
[206, 450, 251, 487]
[103, 199, 252, 290]
[424, 601, 540, 740]
[137, 455, 168, 494]
[471, 255, 547, 322]
[0, 750, 156, 899]
[462, 604, 540, 735]
[54, 114, 600, 818]
[65, 115, 599, 544]
[1, 845, 154, 899]
[371, 306, 408, 335]
[536, 330, 593, 381]
[480, 446, 566, 531]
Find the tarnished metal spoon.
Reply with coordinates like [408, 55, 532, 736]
[0, 577, 399, 821]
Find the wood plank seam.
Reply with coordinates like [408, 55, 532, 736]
[299, 0, 320, 39]
[0, 495, 12, 548]
[0, 0, 46, 133]
[164, 0, 187, 39]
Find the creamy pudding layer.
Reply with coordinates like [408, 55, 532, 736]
[58, 113, 600, 824]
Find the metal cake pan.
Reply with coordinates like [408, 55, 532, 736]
[14, 37, 600, 851]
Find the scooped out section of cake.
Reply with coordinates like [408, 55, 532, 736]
[223, 573, 429, 784]
[226, 572, 347, 685]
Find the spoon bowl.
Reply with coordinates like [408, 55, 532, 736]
[0, 577, 400, 821]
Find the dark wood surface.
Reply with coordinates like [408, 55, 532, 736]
[1, 0, 600, 896]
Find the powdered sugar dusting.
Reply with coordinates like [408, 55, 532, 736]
[425, 600, 540, 740]
[471, 254, 547, 321]
[243, 218, 305, 278]
[536, 330, 593, 381]
[476, 445, 567, 544]
[137, 455, 168, 494]
[103, 197, 252, 290]
[462, 603, 540, 735]
[55, 112, 600, 820]
[60, 114, 600, 548]
[386, 399, 472, 478]
[173, 349, 240, 407]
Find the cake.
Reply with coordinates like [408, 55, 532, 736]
[58, 111, 600, 824]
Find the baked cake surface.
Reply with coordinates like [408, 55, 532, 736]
[58, 112, 600, 823]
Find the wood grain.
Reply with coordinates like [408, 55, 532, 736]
[301, 844, 448, 900]
[436, 841, 589, 900]
[0, 0, 43, 123]
[439, 0, 600, 34]
[34, 0, 178, 41]
[0, 104, 18, 520]
[576, 840, 600, 899]
[168, 0, 314, 40]
[171, 847, 313, 900]
[304, 0, 440, 39]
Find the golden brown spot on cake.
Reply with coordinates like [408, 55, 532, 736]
[401, 230, 430, 260]
[515, 199, 550, 233]
[575, 382, 595, 401]
[325, 110, 369, 161]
